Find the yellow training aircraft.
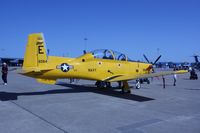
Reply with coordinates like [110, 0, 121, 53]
[22, 33, 187, 93]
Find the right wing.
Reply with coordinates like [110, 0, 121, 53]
[104, 70, 188, 82]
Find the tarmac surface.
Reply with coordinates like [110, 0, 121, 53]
[0, 69, 200, 133]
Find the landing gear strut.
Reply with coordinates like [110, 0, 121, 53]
[121, 81, 131, 94]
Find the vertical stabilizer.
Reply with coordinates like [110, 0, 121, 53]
[23, 33, 48, 69]
[194, 55, 199, 63]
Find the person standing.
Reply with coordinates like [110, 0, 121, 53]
[173, 67, 177, 86]
[173, 73, 177, 86]
[2, 62, 8, 85]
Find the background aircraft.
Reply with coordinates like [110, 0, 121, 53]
[21, 33, 187, 93]
[192, 55, 200, 71]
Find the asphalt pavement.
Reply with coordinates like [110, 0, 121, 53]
[0, 69, 200, 133]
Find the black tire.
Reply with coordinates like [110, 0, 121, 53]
[147, 79, 150, 84]
[96, 81, 105, 88]
[140, 79, 143, 84]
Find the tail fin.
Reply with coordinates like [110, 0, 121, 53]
[194, 55, 199, 63]
[23, 33, 48, 69]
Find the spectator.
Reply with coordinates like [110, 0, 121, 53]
[2, 62, 8, 85]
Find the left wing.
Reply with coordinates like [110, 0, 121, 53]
[104, 70, 188, 82]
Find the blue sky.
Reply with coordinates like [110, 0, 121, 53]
[0, 0, 200, 62]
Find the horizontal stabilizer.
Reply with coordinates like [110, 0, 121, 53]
[22, 67, 54, 73]
[36, 78, 56, 84]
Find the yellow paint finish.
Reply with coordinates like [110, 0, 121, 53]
[22, 33, 187, 85]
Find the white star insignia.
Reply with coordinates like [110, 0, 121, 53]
[61, 63, 70, 72]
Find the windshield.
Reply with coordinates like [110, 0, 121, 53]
[90, 49, 130, 61]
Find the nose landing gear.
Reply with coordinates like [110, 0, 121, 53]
[136, 79, 141, 89]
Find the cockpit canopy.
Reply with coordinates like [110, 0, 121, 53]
[90, 49, 131, 61]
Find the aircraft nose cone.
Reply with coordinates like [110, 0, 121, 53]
[146, 65, 153, 71]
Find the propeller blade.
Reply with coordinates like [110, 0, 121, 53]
[143, 54, 150, 63]
[153, 55, 162, 65]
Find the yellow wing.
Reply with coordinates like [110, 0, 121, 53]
[104, 70, 188, 82]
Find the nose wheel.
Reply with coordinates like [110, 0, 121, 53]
[136, 80, 141, 89]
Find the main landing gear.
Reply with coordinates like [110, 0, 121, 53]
[121, 81, 131, 94]
[95, 80, 142, 93]
[95, 81, 132, 94]
[95, 81, 111, 88]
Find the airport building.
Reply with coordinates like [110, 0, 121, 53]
[0, 57, 24, 66]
